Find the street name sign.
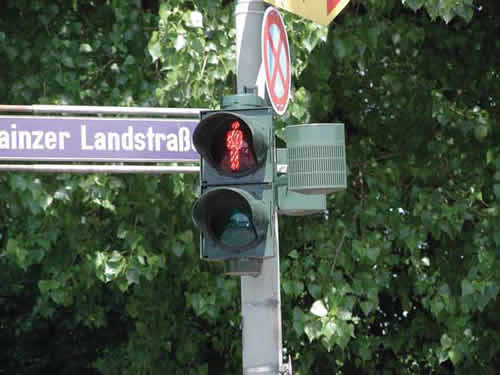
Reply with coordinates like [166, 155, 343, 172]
[0, 116, 199, 162]
[262, 7, 291, 116]
[263, 0, 351, 25]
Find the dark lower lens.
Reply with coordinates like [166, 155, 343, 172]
[218, 209, 257, 247]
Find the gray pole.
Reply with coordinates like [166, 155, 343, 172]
[235, 0, 267, 96]
[235, 1, 285, 374]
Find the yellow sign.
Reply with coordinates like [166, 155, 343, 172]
[263, 0, 351, 25]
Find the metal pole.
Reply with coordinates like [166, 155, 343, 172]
[0, 104, 206, 118]
[235, 0, 267, 97]
[0, 164, 200, 174]
[235, 1, 285, 374]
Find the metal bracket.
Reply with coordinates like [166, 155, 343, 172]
[244, 358, 292, 375]
[280, 355, 293, 375]
[244, 86, 258, 95]
[244, 365, 278, 374]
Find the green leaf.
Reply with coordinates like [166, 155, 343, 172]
[441, 333, 453, 349]
[179, 230, 193, 244]
[360, 301, 375, 316]
[79, 43, 93, 53]
[39, 279, 60, 294]
[322, 320, 337, 340]
[172, 242, 185, 257]
[438, 283, 450, 297]
[10, 175, 28, 191]
[148, 32, 162, 62]
[404, 0, 424, 11]
[494, 184, 500, 200]
[308, 283, 322, 299]
[294, 280, 304, 295]
[282, 280, 293, 296]
[474, 125, 488, 141]
[102, 251, 125, 282]
[462, 280, 474, 297]
[62, 55, 75, 68]
[117, 226, 128, 239]
[333, 39, 346, 59]
[310, 300, 328, 317]
[117, 277, 129, 292]
[366, 247, 380, 262]
[124, 55, 135, 66]
[293, 307, 306, 335]
[304, 320, 322, 342]
[187, 11, 203, 28]
[335, 321, 355, 349]
[494, 231, 500, 246]
[431, 298, 445, 315]
[448, 349, 463, 366]
[6, 238, 18, 254]
[338, 310, 352, 321]
[54, 188, 70, 201]
[126, 267, 140, 285]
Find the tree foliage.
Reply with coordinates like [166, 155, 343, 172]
[0, 0, 499, 374]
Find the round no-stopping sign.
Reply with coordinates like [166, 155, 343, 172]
[262, 7, 291, 116]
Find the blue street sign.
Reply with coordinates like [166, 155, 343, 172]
[0, 116, 199, 162]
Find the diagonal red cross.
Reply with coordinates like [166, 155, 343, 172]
[327, 0, 341, 15]
[269, 33, 287, 95]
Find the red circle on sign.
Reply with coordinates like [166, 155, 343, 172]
[262, 7, 291, 116]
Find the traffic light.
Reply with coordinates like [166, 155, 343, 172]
[192, 95, 275, 276]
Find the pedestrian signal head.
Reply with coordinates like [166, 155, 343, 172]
[192, 188, 268, 252]
[193, 112, 267, 177]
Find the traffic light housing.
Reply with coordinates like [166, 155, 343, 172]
[192, 95, 275, 276]
[193, 106, 274, 186]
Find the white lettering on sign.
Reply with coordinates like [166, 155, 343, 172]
[0, 123, 71, 150]
[179, 127, 191, 152]
[80, 125, 192, 153]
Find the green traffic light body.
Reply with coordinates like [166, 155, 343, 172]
[191, 96, 347, 275]
[193, 185, 274, 260]
[194, 108, 274, 186]
[192, 98, 275, 271]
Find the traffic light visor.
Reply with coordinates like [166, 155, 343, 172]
[194, 112, 267, 177]
[192, 188, 268, 252]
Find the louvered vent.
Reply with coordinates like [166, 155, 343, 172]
[286, 124, 347, 194]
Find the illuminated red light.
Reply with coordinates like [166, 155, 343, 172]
[226, 121, 243, 171]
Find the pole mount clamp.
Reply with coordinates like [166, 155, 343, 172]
[280, 355, 293, 375]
